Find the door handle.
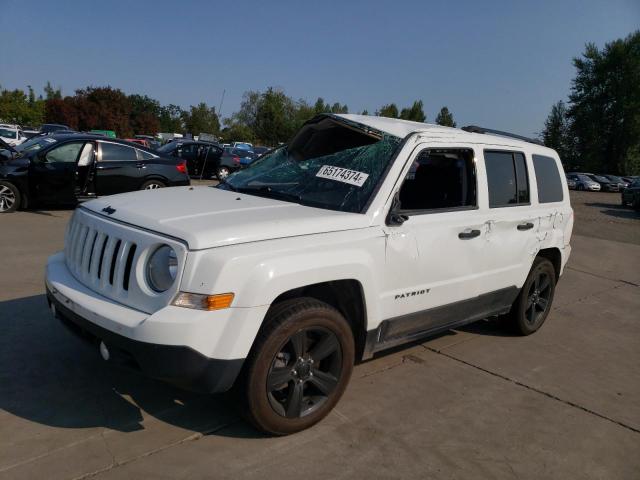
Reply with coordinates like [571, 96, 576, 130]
[136, 163, 146, 169]
[458, 229, 481, 239]
[517, 222, 534, 231]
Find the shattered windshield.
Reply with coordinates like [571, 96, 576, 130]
[218, 116, 402, 213]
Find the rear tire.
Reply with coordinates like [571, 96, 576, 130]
[140, 179, 166, 190]
[505, 257, 556, 335]
[237, 298, 354, 435]
[0, 181, 20, 213]
[216, 166, 230, 181]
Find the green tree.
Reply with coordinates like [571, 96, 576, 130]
[377, 103, 399, 118]
[435, 106, 456, 127]
[0, 86, 44, 126]
[399, 100, 426, 122]
[183, 102, 220, 135]
[74, 86, 132, 137]
[128, 94, 161, 135]
[158, 104, 185, 132]
[568, 31, 640, 174]
[361, 109, 369, 115]
[254, 87, 297, 144]
[44, 81, 62, 100]
[541, 101, 572, 167]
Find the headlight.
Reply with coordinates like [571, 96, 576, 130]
[146, 245, 178, 292]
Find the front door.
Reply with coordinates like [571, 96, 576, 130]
[380, 144, 490, 341]
[29, 141, 85, 204]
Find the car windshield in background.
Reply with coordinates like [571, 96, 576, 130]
[0, 129, 18, 139]
[156, 143, 177, 154]
[218, 116, 402, 213]
[593, 175, 609, 182]
[607, 175, 624, 182]
[15, 136, 57, 153]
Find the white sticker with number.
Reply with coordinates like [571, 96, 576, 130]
[315, 165, 369, 187]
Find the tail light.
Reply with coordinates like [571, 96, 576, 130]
[176, 160, 187, 174]
[232, 156, 240, 165]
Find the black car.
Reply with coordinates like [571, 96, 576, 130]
[621, 178, 640, 210]
[156, 140, 223, 179]
[218, 148, 256, 179]
[586, 174, 620, 192]
[0, 134, 190, 213]
[40, 123, 71, 134]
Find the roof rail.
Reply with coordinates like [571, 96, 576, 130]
[461, 125, 544, 146]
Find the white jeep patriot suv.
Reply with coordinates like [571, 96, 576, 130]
[46, 114, 573, 435]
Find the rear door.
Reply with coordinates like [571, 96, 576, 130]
[29, 140, 85, 204]
[95, 141, 144, 195]
[475, 148, 539, 292]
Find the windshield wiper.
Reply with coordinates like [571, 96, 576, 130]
[236, 186, 302, 204]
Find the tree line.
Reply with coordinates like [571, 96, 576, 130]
[541, 30, 640, 175]
[0, 82, 457, 145]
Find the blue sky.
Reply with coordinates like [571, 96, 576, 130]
[1, 0, 638, 136]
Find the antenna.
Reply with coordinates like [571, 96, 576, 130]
[218, 89, 226, 117]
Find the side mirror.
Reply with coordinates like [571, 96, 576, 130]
[386, 192, 409, 226]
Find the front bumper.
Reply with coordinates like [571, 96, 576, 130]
[44, 252, 264, 393]
[47, 289, 242, 392]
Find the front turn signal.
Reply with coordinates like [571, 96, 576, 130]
[172, 292, 234, 311]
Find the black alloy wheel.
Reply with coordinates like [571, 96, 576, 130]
[505, 257, 557, 335]
[267, 326, 342, 419]
[238, 297, 354, 435]
[524, 270, 552, 328]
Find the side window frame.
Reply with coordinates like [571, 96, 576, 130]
[44, 140, 86, 164]
[483, 149, 530, 209]
[396, 147, 479, 216]
[97, 141, 138, 163]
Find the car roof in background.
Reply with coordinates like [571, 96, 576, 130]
[48, 133, 159, 154]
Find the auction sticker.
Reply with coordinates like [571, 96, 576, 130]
[316, 165, 369, 187]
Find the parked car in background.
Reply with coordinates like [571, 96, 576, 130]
[40, 123, 71, 134]
[566, 173, 601, 191]
[253, 146, 270, 158]
[0, 134, 189, 213]
[603, 174, 629, 190]
[233, 142, 253, 151]
[565, 176, 577, 190]
[586, 174, 620, 192]
[0, 125, 27, 146]
[621, 176, 638, 184]
[125, 138, 150, 148]
[620, 178, 640, 209]
[220, 147, 256, 178]
[134, 135, 161, 150]
[157, 140, 223, 179]
[22, 129, 40, 139]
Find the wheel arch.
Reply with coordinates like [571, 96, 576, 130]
[266, 280, 369, 361]
[537, 247, 562, 281]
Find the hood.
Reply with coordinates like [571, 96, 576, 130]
[82, 186, 372, 250]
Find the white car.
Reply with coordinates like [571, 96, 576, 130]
[0, 125, 27, 146]
[46, 115, 573, 435]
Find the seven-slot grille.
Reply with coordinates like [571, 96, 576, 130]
[65, 215, 137, 295]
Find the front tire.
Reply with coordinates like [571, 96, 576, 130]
[0, 181, 20, 213]
[238, 298, 354, 435]
[506, 257, 557, 335]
